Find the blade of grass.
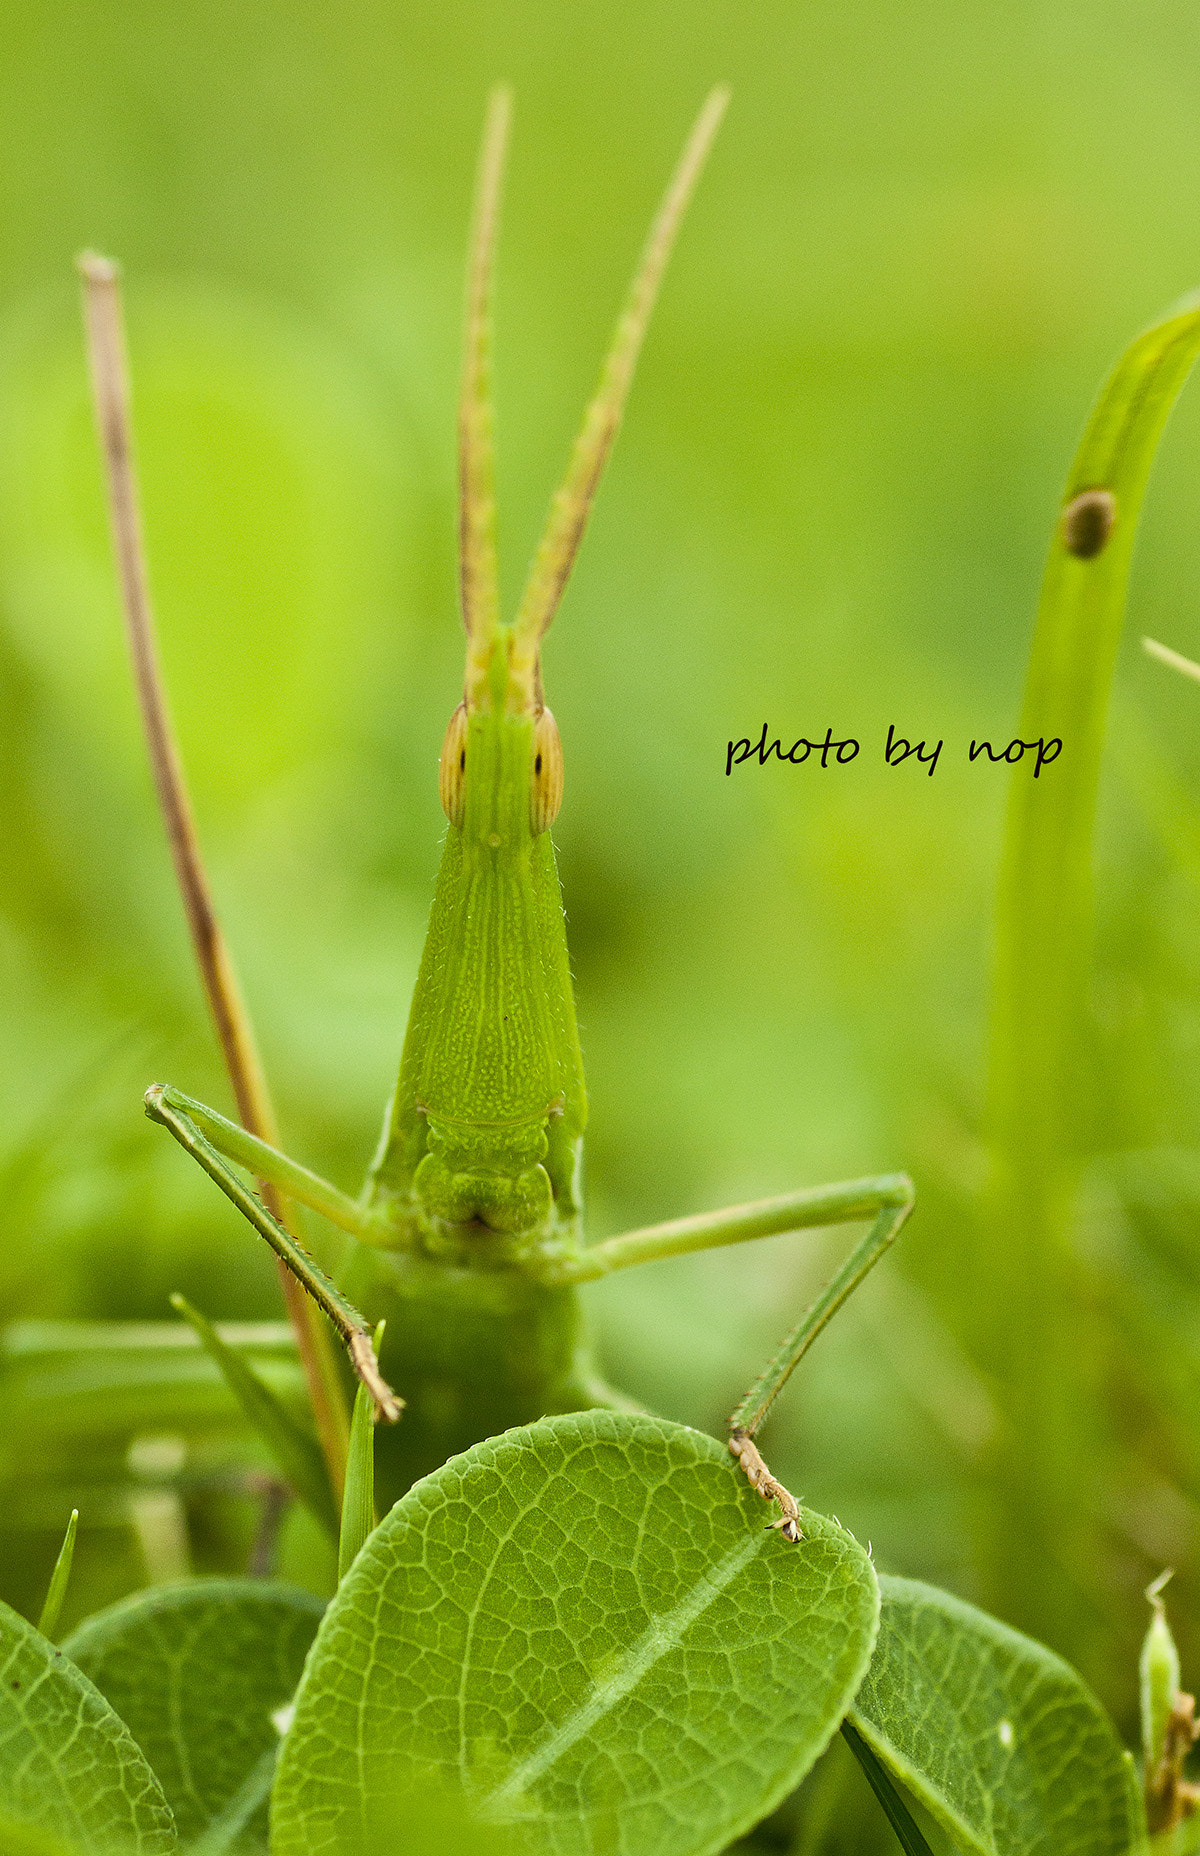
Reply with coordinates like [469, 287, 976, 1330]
[1144, 635, 1200, 687]
[981, 291, 1200, 1642]
[78, 254, 351, 1491]
[840, 1721, 938, 1856]
[35, 1509, 78, 1642]
[338, 1321, 385, 1582]
[171, 1293, 339, 1541]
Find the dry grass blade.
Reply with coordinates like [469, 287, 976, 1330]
[77, 252, 352, 1485]
[1144, 634, 1200, 686]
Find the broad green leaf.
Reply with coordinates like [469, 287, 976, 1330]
[64, 1581, 323, 1852]
[271, 1411, 879, 1856]
[849, 1576, 1143, 1856]
[0, 1600, 175, 1853]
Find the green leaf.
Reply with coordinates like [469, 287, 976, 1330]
[849, 1576, 1144, 1856]
[1140, 1571, 1179, 1779]
[0, 1599, 175, 1853]
[271, 1410, 878, 1856]
[64, 1580, 323, 1852]
[992, 291, 1200, 1171]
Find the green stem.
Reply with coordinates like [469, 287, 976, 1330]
[981, 291, 1200, 1641]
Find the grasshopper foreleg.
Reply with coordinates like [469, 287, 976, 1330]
[145, 1085, 401, 1421]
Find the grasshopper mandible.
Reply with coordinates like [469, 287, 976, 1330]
[81, 88, 913, 1539]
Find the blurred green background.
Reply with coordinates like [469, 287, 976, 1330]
[5, 0, 1200, 1761]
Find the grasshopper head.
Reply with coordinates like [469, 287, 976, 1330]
[438, 670, 563, 845]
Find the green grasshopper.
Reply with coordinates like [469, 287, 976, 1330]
[82, 88, 913, 1539]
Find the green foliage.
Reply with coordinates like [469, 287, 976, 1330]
[272, 1412, 878, 1855]
[6, 0, 1200, 1714]
[849, 1577, 1143, 1856]
[10, 13, 1200, 1850]
[982, 287, 1200, 1644]
[168, 1296, 337, 1541]
[36, 1512, 78, 1644]
[0, 1600, 174, 1853]
[63, 1581, 323, 1851]
[0, 1318, 306, 1548]
[1141, 1574, 1180, 1781]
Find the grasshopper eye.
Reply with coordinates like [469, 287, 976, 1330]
[439, 704, 469, 827]
[530, 708, 564, 834]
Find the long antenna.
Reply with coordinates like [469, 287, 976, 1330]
[78, 253, 361, 1481]
[510, 86, 728, 698]
[460, 85, 510, 706]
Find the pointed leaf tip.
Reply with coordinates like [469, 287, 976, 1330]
[35, 1509, 78, 1644]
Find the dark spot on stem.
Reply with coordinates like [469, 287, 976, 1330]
[535, 753, 542, 774]
[1062, 487, 1116, 559]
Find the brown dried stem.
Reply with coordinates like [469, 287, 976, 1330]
[78, 252, 352, 1489]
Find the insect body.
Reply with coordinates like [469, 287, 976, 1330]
[86, 88, 913, 1535]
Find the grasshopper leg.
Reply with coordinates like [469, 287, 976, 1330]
[728, 1430, 803, 1542]
[146, 1084, 393, 1243]
[145, 1086, 401, 1420]
[543, 1176, 914, 1540]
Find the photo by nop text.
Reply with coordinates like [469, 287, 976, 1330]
[724, 724, 1063, 779]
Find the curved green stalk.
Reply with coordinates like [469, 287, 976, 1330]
[981, 291, 1200, 1641]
